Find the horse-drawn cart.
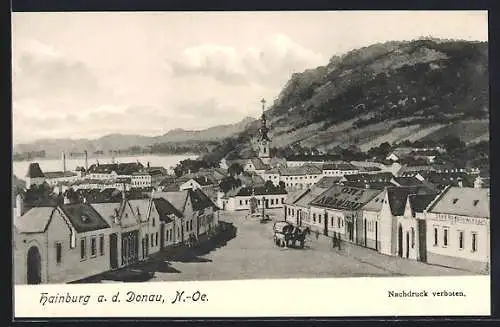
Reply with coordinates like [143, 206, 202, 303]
[273, 221, 310, 249]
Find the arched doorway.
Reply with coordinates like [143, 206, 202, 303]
[27, 246, 41, 284]
[398, 224, 403, 257]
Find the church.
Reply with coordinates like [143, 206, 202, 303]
[220, 98, 285, 175]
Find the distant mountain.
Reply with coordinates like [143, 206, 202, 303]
[13, 116, 256, 159]
[213, 38, 488, 159]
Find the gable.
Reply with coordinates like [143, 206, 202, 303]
[120, 202, 139, 227]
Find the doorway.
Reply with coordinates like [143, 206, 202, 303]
[364, 219, 367, 247]
[110, 233, 118, 269]
[27, 246, 41, 284]
[406, 232, 410, 258]
[323, 212, 328, 236]
[398, 224, 403, 257]
[347, 221, 354, 241]
[160, 224, 165, 250]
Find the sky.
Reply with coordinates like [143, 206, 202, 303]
[11, 11, 488, 145]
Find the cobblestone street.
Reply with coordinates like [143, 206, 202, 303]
[135, 209, 475, 282]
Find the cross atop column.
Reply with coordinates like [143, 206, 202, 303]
[261, 98, 266, 113]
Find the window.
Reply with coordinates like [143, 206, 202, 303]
[434, 227, 438, 246]
[91, 237, 97, 257]
[282, 198, 284, 204]
[190, 220, 193, 231]
[443, 228, 448, 247]
[459, 231, 464, 249]
[240, 200, 243, 205]
[318, 215, 322, 224]
[186, 221, 189, 231]
[473, 200, 479, 206]
[156, 232, 159, 246]
[80, 238, 87, 260]
[150, 233, 154, 245]
[56, 242, 62, 264]
[472, 232, 477, 252]
[337, 217, 341, 228]
[411, 228, 415, 248]
[331, 217, 334, 227]
[152, 217, 156, 227]
[313, 213, 316, 222]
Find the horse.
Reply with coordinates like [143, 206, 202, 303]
[287, 226, 311, 248]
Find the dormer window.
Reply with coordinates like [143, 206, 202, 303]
[473, 200, 479, 206]
[81, 215, 89, 223]
[452, 198, 459, 204]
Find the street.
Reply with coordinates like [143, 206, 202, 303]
[135, 209, 475, 282]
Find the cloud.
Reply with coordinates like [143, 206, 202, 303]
[166, 33, 325, 88]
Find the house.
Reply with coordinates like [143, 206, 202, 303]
[14, 201, 112, 284]
[25, 163, 46, 189]
[131, 169, 164, 188]
[90, 198, 143, 269]
[321, 162, 359, 177]
[154, 189, 219, 243]
[262, 167, 281, 186]
[386, 147, 413, 162]
[307, 185, 382, 241]
[43, 171, 80, 187]
[424, 187, 490, 273]
[284, 183, 333, 227]
[361, 187, 438, 256]
[420, 171, 475, 190]
[279, 165, 323, 191]
[218, 186, 287, 211]
[397, 193, 438, 261]
[180, 176, 215, 191]
[151, 197, 184, 248]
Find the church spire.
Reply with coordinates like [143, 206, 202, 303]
[259, 98, 270, 142]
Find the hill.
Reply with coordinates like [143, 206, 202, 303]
[210, 38, 488, 160]
[13, 116, 256, 159]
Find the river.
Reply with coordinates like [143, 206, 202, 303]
[12, 154, 198, 180]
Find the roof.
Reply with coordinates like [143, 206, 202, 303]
[427, 187, 490, 218]
[322, 162, 358, 171]
[315, 176, 343, 188]
[14, 207, 55, 233]
[231, 186, 287, 197]
[249, 158, 269, 170]
[342, 181, 395, 190]
[343, 172, 395, 182]
[294, 186, 332, 208]
[310, 185, 381, 211]
[26, 163, 45, 178]
[280, 165, 323, 176]
[362, 191, 386, 212]
[392, 176, 424, 187]
[59, 203, 111, 233]
[90, 202, 122, 225]
[408, 194, 438, 214]
[154, 191, 189, 213]
[386, 187, 420, 216]
[88, 162, 143, 175]
[44, 171, 78, 179]
[152, 197, 183, 222]
[127, 199, 152, 222]
[193, 176, 215, 186]
[189, 189, 219, 211]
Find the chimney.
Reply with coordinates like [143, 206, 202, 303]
[15, 193, 23, 218]
[84, 150, 88, 171]
[62, 151, 66, 172]
[457, 178, 463, 188]
[63, 194, 71, 204]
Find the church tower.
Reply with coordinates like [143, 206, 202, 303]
[257, 98, 271, 165]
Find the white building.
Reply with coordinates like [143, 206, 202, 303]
[14, 202, 112, 284]
[43, 171, 80, 186]
[217, 186, 287, 211]
[321, 162, 359, 177]
[424, 187, 490, 273]
[279, 165, 323, 191]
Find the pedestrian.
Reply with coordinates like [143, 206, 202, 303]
[315, 230, 319, 240]
[338, 234, 342, 250]
[332, 234, 336, 249]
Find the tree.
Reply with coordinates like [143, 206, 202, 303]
[264, 180, 275, 191]
[219, 176, 241, 193]
[228, 162, 244, 176]
[279, 181, 286, 191]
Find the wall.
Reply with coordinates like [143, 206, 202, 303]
[361, 210, 381, 250]
[14, 232, 48, 285]
[425, 212, 489, 271]
[46, 209, 111, 283]
[227, 194, 286, 211]
[396, 215, 420, 260]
